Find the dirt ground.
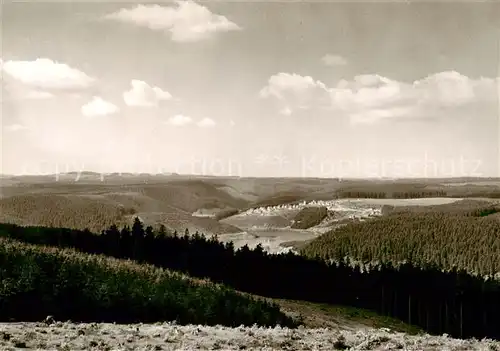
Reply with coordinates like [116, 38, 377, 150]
[0, 320, 498, 351]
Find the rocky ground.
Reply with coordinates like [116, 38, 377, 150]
[0, 320, 498, 351]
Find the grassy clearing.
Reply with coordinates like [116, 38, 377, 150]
[312, 304, 423, 334]
[0, 238, 296, 328]
[256, 297, 424, 335]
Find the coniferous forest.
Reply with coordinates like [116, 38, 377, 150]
[301, 207, 500, 278]
[0, 237, 294, 328]
[0, 220, 499, 341]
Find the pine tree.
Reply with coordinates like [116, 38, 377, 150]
[158, 224, 167, 237]
[131, 217, 145, 261]
[105, 224, 121, 256]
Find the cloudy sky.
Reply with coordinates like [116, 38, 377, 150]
[1, 1, 499, 178]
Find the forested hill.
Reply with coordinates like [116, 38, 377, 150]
[1, 220, 499, 341]
[301, 205, 500, 278]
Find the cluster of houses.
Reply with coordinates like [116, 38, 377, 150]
[242, 199, 382, 220]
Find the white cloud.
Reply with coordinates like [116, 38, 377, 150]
[279, 107, 292, 116]
[81, 96, 119, 117]
[332, 74, 410, 111]
[259, 73, 332, 114]
[321, 54, 348, 66]
[259, 72, 331, 107]
[197, 117, 216, 127]
[333, 71, 498, 123]
[166, 114, 193, 126]
[2, 83, 56, 101]
[104, 1, 241, 42]
[123, 79, 172, 107]
[413, 71, 478, 107]
[23, 90, 55, 100]
[261, 71, 499, 124]
[1, 58, 94, 91]
[349, 107, 415, 125]
[5, 124, 28, 132]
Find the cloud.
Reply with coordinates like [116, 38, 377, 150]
[3, 84, 56, 101]
[1, 58, 94, 91]
[103, 1, 241, 42]
[260, 71, 499, 124]
[333, 71, 498, 123]
[332, 74, 411, 111]
[23, 90, 55, 100]
[81, 96, 119, 117]
[349, 107, 415, 125]
[321, 54, 348, 66]
[166, 114, 193, 126]
[196, 117, 216, 127]
[412, 71, 483, 107]
[5, 124, 28, 132]
[123, 79, 172, 107]
[279, 107, 293, 116]
[259, 72, 332, 112]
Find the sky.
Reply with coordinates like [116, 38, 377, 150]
[1, 1, 500, 178]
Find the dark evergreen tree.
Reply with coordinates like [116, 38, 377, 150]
[158, 224, 167, 237]
[105, 224, 121, 256]
[131, 217, 145, 261]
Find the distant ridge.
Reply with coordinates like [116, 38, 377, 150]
[1, 173, 500, 181]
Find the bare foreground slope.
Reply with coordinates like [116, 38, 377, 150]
[1, 321, 499, 350]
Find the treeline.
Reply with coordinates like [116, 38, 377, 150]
[335, 184, 500, 200]
[336, 191, 388, 199]
[251, 193, 307, 209]
[0, 237, 295, 327]
[335, 190, 448, 199]
[301, 206, 500, 278]
[392, 190, 447, 198]
[1, 221, 500, 340]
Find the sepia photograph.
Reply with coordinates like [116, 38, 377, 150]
[1, 0, 500, 349]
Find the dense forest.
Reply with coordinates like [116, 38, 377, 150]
[291, 206, 328, 229]
[1, 220, 499, 341]
[0, 237, 295, 327]
[333, 185, 500, 200]
[301, 204, 500, 278]
[0, 194, 133, 232]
